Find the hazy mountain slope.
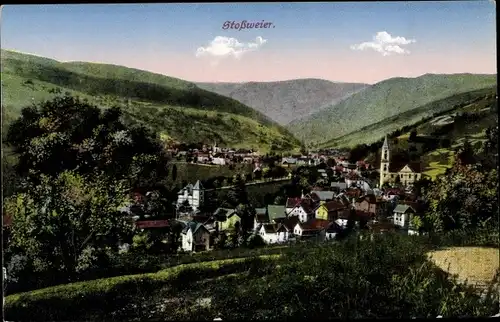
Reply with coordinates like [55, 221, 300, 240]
[196, 79, 369, 125]
[1, 50, 301, 152]
[319, 86, 497, 148]
[287, 73, 497, 145]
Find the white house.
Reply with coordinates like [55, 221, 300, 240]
[212, 157, 226, 165]
[293, 219, 330, 241]
[335, 211, 350, 228]
[179, 221, 211, 252]
[259, 223, 279, 244]
[325, 222, 342, 240]
[285, 198, 313, 223]
[392, 204, 416, 229]
[276, 225, 290, 243]
[177, 180, 204, 212]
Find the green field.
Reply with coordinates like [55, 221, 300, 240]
[1, 49, 301, 153]
[288, 74, 496, 146]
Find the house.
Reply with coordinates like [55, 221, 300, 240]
[285, 198, 315, 222]
[282, 157, 297, 165]
[346, 175, 372, 192]
[212, 157, 226, 165]
[379, 135, 422, 187]
[310, 190, 335, 203]
[354, 195, 387, 218]
[315, 200, 348, 221]
[176, 180, 205, 212]
[179, 221, 211, 252]
[254, 208, 269, 231]
[293, 218, 332, 240]
[330, 182, 348, 193]
[344, 187, 363, 201]
[392, 204, 416, 229]
[258, 223, 279, 244]
[366, 221, 397, 236]
[317, 169, 328, 179]
[192, 215, 217, 234]
[325, 222, 343, 240]
[212, 207, 241, 232]
[335, 193, 352, 209]
[335, 210, 351, 228]
[267, 205, 287, 223]
[285, 197, 302, 215]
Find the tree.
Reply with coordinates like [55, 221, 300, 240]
[409, 130, 417, 142]
[172, 164, 178, 182]
[5, 171, 133, 279]
[326, 158, 336, 167]
[274, 195, 286, 205]
[225, 176, 248, 208]
[5, 95, 170, 191]
[423, 160, 498, 232]
[178, 199, 193, 214]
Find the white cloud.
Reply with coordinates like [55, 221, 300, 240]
[195, 36, 267, 59]
[350, 31, 416, 56]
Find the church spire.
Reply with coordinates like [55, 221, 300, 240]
[382, 135, 389, 149]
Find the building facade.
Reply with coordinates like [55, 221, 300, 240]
[379, 135, 422, 187]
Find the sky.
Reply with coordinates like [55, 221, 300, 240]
[1, 2, 497, 84]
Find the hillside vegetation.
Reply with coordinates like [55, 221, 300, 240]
[288, 73, 497, 146]
[1, 49, 300, 152]
[319, 87, 497, 149]
[196, 79, 369, 125]
[5, 232, 499, 321]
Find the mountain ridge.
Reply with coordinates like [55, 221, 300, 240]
[287, 73, 497, 146]
[196, 78, 370, 125]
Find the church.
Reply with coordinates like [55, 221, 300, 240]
[379, 135, 422, 188]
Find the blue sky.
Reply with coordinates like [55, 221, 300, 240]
[1, 2, 496, 83]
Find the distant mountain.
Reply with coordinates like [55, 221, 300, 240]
[1, 49, 301, 152]
[196, 79, 369, 125]
[287, 73, 497, 146]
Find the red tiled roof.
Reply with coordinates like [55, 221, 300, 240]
[323, 200, 346, 212]
[286, 197, 301, 208]
[345, 188, 362, 198]
[255, 213, 269, 223]
[135, 220, 170, 229]
[262, 223, 278, 234]
[300, 218, 332, 231]
[385, 188, 405, 196]
[281, 216, 301, 230]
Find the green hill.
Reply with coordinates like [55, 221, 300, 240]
[287, 73, 497, 146]
[1, 49, 300, 152]
[196, 79, 368, 125]
[319, 87, 497, 149]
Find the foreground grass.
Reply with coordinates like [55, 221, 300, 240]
[5, 233, 499, 321]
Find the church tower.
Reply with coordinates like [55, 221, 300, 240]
[379, 135, 391, 187]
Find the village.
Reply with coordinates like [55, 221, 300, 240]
[132, 136, 426, 253]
